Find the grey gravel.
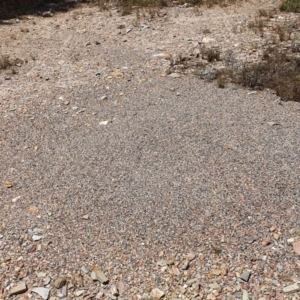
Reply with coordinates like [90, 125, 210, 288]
[1, 1, 300, 299]
[240, 270, 251, 282]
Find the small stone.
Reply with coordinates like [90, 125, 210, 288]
[283, 284, 300, 293]
[287, 238, 295, 244]
[267, 122, 280, 126]
[91, 267, 109, 284]
[244, 236, 255, 243]
[74, 274, 83, 286]
[202, 37, 215, 44]
[153, 53, 170, 59]
[126, 28, 132, 34]
[11, 196, 21, 203]
[221, 267, 228, 275]
[212, 269, 221, 276]
[101, 96, 108, 100]
[82, 214, 89, 220]
[273, 233, 280, 240]
[32, 287, 50, 300]
[270, 225, 277, 232]
[96, 291, 104, 298]
[32, 235, 43, 241]
[95, 41, 101, 45]
[166, 259, 174, 265]
[4, 76, 11, 80]
[61, 285, 67, 297]
[157, 260, 167, 266]
[42, 11, 52, 17]
[81, 266, 89, 274]
[150, 288, 165, 299]
[3, 180, 13, 188]
[110, 285, 119, 296]
[293, 241, 300, 255]
[110, 70, 124, 78]
[172, 267, 180, 276]
[240, 270, 251, 282]
[99, 120, 112, 125]
[168, 73, 181, 78]
[74, 289, 86, 297]
[18, 270, 27, 279]
[117, 24, 125, 29]
[262, 239, 271, 246]
[9, 282, 27, 296]
[44, 277, 51, 286]
[37, 272, 47, 278]
[180, 260, 189, 270]
[242, 289, 249, 300]
[52, 277, 66, 289]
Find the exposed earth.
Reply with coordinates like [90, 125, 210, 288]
[1, 0, 300, 299]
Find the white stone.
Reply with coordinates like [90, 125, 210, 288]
[32, 235, 43, 241]
[168, 73, 181, 78]
[32, 287, 50, 300]
[242, 289, 249, 300]
[283, 284, 300, 293]
[202, 37, 216, 44]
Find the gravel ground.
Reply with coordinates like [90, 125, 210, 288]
[1, 1, 300, 299]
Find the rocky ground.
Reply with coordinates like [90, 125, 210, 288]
[1, 0, 300, 299]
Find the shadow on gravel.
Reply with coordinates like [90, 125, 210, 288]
[0, 0, 80, 21]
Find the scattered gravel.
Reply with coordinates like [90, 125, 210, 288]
[1, 0, 300, 299]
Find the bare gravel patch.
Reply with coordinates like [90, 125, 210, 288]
[1, 1, 300, 299]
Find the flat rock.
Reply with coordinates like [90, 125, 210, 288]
[202, 37, 216, 44]
[52, 276, 66, 289]
[42, 11, 52, 17]
[73, 289, 86, 297]
[150, 288, 165, 299]
[32, 234, 43, 241]
[240, 270, 251, 282]
[32, 287, 50, 300]
[283, 284, 300, 293]
[91, 267, 109, 284]
[242, 289, 249, 300]
[186, 252, 196, 261]
[9, 282, 27, 296]
[168, 73, 181, 78]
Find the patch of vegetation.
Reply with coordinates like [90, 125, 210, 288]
[217, 75, 226, 88]
[207, 48, 221, 62]
[212, 245, 222, 255]
[94, 0, 243, 15]
[217, 49, 300, 102]
[248, 18, 266, 36]
[0, 55, 12, 70]
[0, 0, 78, 20]
[280, 0, 300, 12]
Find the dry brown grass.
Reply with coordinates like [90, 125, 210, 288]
[217, 49, 300, 102]
[0, 55, 12, 70]
[280, 0, 300, 12]
[93, 0, 244, 14]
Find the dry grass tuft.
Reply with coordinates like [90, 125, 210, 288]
[217, 49, 300, 102]
[0, 55, 12, 70]
[280, 0, 300, 12]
